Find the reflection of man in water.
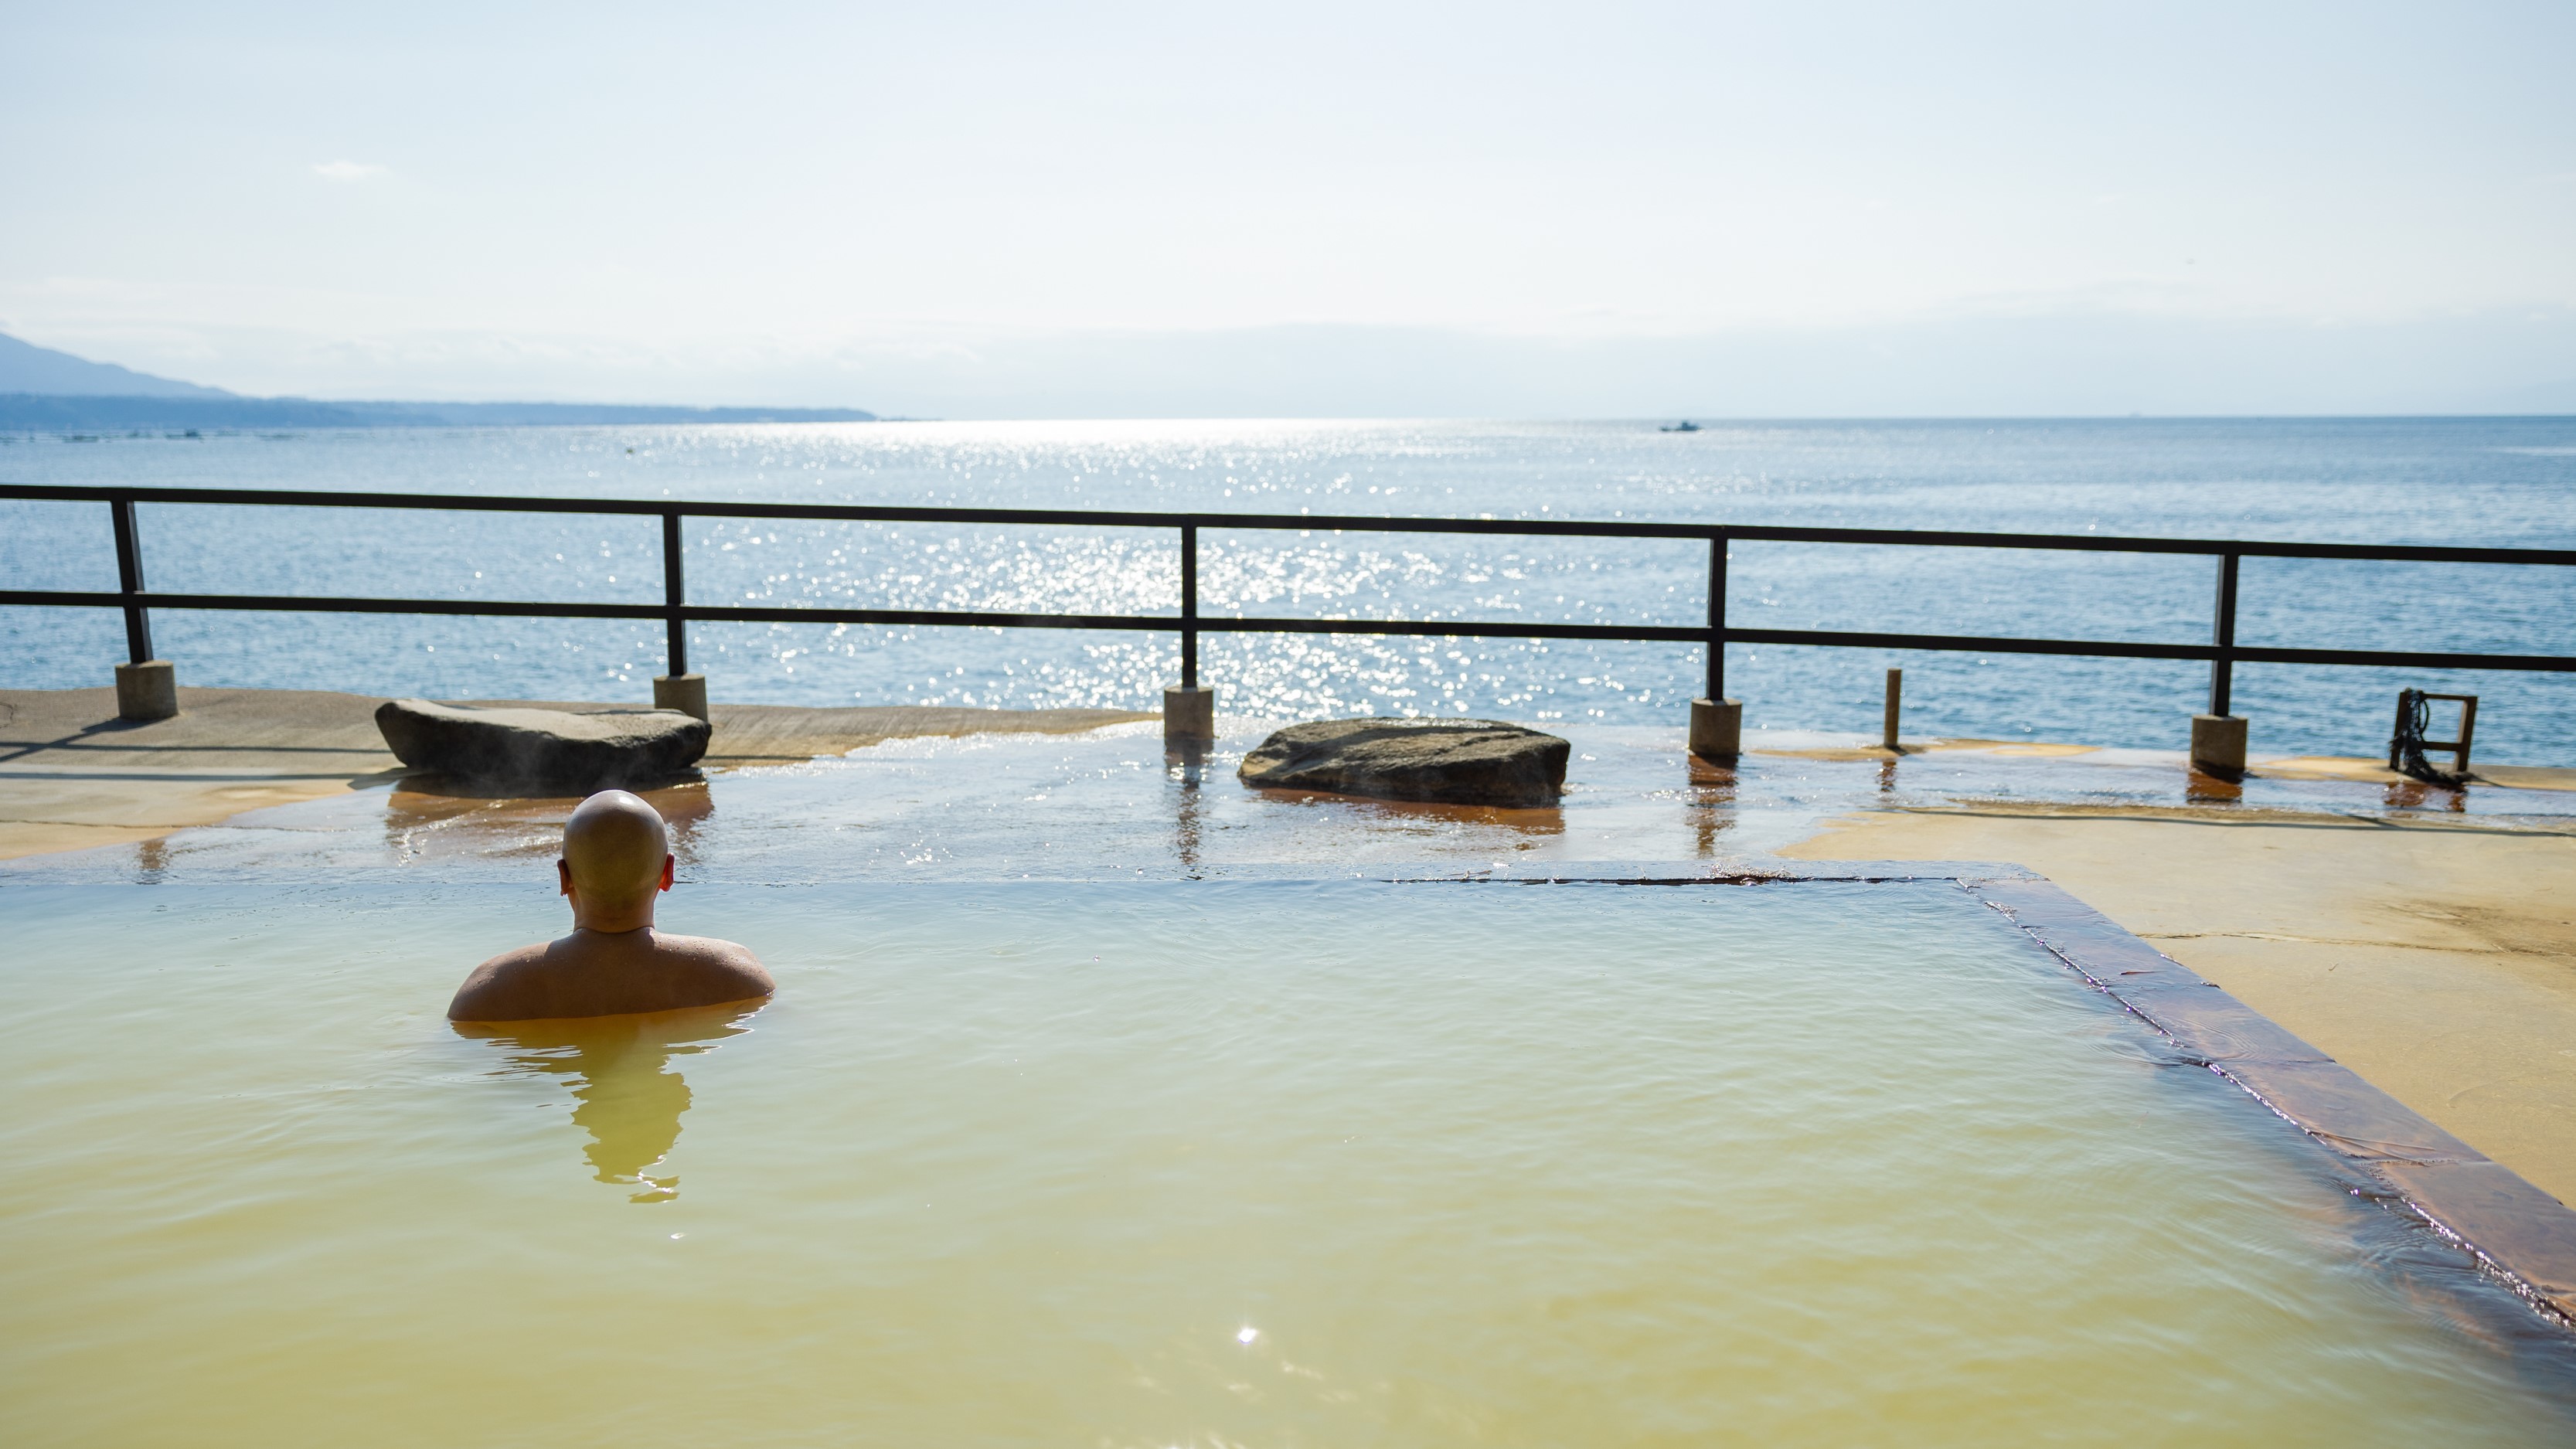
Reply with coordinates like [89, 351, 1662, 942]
[456, 1009, 753, 1202]
[448, 790, 774, 1021]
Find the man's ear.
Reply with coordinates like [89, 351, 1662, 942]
[558, 859, 574, 898]
[658, 854, 676, 893]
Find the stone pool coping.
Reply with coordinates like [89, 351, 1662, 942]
[1967, 875, 2576, 1330]
[1366, 859, 2576, 1331]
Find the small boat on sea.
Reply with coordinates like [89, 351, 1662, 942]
[1659, 420, 1700, 433]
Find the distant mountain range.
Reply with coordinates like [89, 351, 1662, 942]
[0, 332, 236, 400]
[0, 332, 876, 429]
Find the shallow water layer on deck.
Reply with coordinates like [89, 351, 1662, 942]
[5, 879, 2574, 1446]
[5, 720, 2571, 884]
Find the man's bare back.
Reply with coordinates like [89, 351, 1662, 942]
[448, 790, 774, 1022]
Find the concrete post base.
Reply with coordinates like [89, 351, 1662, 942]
[1689, 697, 1742, 760]
[2190, 713, 2248, 776]
[654, 673, 709, 722]
[114, 660, 178, 721]
[1164, 685, 1216, 745]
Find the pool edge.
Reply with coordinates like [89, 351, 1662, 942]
[1964, 873, 2576, 1330]
[1376, 857, 2576, 1331]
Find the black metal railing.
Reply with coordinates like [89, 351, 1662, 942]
[5, 483, 2576, 712]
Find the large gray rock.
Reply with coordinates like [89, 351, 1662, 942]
[1237, 717, 1570, 808]
[375, 699, 710, 791]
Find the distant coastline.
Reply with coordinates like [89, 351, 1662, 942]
[0, 393, 878, 433]
[0, 333, 878, 433]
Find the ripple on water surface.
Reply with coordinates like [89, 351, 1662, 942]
[5, 876, 2574, 1445]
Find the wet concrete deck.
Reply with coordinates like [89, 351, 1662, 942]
[0, 687, 1152, 859]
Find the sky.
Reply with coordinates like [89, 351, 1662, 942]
[2, 1, 2571, 416]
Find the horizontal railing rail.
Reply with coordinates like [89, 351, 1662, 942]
[6, 481, 2576, 563]
[6, 482, 2574, 736]
[5, 587, 2573, 674]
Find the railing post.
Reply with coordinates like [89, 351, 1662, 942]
[1164, 520, 1214, 747]
[2191, 550, 2247, 776]
[108, 497, 177, 720]
[1707, 532, 1725, 702]
[661, 511, 687, 677]
[651, 510, 708, 721]
[2207, 551, 2238, 716]
[1181, 522, 1199, 690]
[1690, 530, 1741, 761]
[111, 498, 153, 664]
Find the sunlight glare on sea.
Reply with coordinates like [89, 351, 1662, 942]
[4, 417, 2572, 758]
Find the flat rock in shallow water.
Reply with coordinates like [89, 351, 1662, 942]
[374, 699, 710, 791]
[1237, 718, 1569, 808]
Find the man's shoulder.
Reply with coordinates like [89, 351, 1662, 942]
[652, 932, 775, 993]
[459, 939, 552, 987]
[474, 939, 554, 971]
[650, 930, 764, 968]
[448, 940, 561, 1019]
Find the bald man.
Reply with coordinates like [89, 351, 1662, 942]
[448, 790, 774, 1021]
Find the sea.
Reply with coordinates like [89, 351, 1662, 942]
[4, 417, 2573, 764]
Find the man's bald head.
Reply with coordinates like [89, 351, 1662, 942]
[561, 791, 671, 907]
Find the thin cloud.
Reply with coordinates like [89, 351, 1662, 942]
[311, 161, 386, 183]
